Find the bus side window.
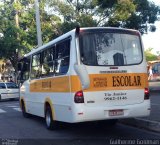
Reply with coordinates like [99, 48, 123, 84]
[17, 57, 31, 84]
[31, 53, 41, 79]
[55, 39, 70, 75]
[41, 47, 55, 77]
[59, 57, 69, 74]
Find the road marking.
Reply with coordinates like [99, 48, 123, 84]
[13, 107, 21, 112]
[0, 103, 19, 107]
[7, 106, 18, 108]
[0, 109, 6, 113]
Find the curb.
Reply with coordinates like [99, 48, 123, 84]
[120, 118, 160, 133]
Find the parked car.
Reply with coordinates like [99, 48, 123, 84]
[0, 82, 19, 101]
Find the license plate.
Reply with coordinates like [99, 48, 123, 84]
[109, 109, 124, 116]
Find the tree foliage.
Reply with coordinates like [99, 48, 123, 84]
[47, 0, 160, 33]
[0, 0, 160, 69]
[144, 48, 158, 61]
[0, 0, 61, 68]
[0, 0, 21, 68]
[125, 0, 160, 34]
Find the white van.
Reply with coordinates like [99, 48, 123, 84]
[0, 82, 19, 100]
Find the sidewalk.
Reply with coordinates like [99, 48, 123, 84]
[120, 81, 160, 133]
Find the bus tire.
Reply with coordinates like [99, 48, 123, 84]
[21, 101, 30, 118]
[45, 106, 58, 130]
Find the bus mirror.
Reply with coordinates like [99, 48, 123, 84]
[18, 63, 22, 71]
[74, 64, 90, 90]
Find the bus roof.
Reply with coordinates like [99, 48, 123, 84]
[24, 29, 76, 58]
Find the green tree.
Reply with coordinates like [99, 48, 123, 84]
[97, 0, 160, 34]
[47, 0, 97, 33]
[0, 0, 22, 69]
[144, 48, 158, 61]
[48, 0, 160, 34]
[0, 0, 61, 69]
[0, 0, 160, 70]
[125, 0, 160, 34]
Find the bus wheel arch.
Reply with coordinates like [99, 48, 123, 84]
[44, 102, 58, 130]
[21, 99, 30, 118]
[44, 99, 55, 120]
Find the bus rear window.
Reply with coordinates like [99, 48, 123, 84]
[79, 32, 142, 66]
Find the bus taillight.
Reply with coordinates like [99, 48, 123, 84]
[144, 88, 150, 100]
[74, 90, 84, 103]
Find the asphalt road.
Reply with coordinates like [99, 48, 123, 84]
[0, 96, 160, 145]
[143, 91, 160, 122]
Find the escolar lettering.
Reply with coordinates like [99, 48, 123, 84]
[42, 81, 51, 89]
[112, 76, 141, 87]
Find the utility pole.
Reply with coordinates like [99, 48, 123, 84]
[14, 0, 19, 28]
[35, 0, 43, 47]
[14, 0, 20, 84]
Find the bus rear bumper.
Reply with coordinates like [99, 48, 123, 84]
[71, 100, 150, 123]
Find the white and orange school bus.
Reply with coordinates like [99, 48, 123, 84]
[18, 27, 150, 130]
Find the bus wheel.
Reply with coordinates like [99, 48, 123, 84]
[21, 101, 29, 118]
[45, 106, 58, 130]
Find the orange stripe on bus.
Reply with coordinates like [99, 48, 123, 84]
[86, 73, 148, 92]
[30, 73, 148, 93]
[30, 76, 70, 92]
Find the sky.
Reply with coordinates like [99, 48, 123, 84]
[142, 0, 160, 54]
